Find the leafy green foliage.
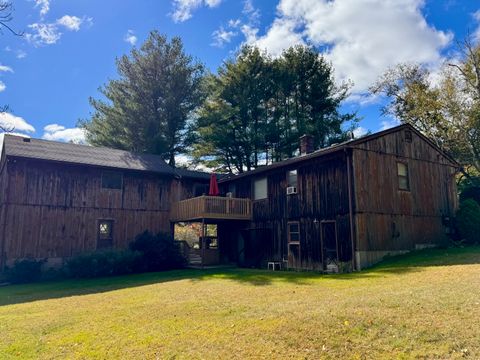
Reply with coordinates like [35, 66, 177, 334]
[129, 231, 186, 271]
[80, 31, 205, 166]
[456, 199, 480, 244]
[66, 250, 143, 278]
[191, 45, 356, 173]
[5, 259, 45, 284]
[459, 176, 480, 205]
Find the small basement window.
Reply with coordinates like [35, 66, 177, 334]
[101, 171, 123, 190]
[253, 177, 268, 200]
[397, 162, 410, 191]
[97, 220, 113, 249]
[288, 222, 300, 243]
[287, 170, 298, 188]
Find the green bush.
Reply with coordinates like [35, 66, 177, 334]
[460, 185, 480, 205]
[456, 199, 480, 244]
[5, 258, 45, 284]
[129, 231, 186, 272]
[66, 249, 142, 278]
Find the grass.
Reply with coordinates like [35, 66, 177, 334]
[0, 247, 479, 359]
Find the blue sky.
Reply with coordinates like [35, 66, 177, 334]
[0, 0, 479, 144]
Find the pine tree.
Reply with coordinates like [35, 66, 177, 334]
[80, 31, 205, 166]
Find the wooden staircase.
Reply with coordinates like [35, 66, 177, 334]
[188, 251, 202, 266]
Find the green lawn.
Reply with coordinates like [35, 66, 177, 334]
[1, 247, 479, 359]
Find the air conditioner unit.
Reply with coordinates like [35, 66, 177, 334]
[226, 192, 234, 198]
[286, 186, 297, 195]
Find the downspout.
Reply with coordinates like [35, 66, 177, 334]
[345, 148, 356, 271]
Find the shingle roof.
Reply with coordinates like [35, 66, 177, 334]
[174, 168, 212, 180]
[219, 123, 459, 183]
[2, 135, 175, 175]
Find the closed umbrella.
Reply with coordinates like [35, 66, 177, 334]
[208, 173, 219, 196]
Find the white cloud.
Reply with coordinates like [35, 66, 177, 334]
[26, 23, 62, 45]
[42, 124, 86, 143]
[0, 113, 36, 133]
[0, 65, 13, 73]
[0, 81, 5, 92]
[380, 118, 401, 131]
[247, 0, 452, 95]
[353, 126, 368, 138]
[212, 27, 236, 47]
[228, 19, 241, 28]
[57, 15, 83, 31]
[124, 30, 138, 46]
[34, 0, 50, 17]
[171, 0, 222, 23]
[254, 18, 304, 56]
[474, 10, 480, 43]
[16, 50, 27, 59]
[241, 24, 259, 44]
[26, 16, 92, 46]
[243, 0, 260, 24]
[43, 124, 65, 133]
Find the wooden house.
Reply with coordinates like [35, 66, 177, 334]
[0, 123, 459, 271]
[0, 135, 209, 269]
[171, 124, 459, 271]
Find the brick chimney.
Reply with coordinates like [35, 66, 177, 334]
[299, 134, 314, 155]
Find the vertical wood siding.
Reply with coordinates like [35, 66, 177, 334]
[352, 129, 457, 254]
[220, 153, 352, 270]
[0, 158, 207, 264]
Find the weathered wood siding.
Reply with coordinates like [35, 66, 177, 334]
[0, 157, 207, 266]
[220, 153, 353, 270]
[352, 128, 457, 267]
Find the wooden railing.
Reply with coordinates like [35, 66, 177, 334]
[170, 196, 252, 221]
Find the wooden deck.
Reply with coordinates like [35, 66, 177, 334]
[170, 196, 252, 221]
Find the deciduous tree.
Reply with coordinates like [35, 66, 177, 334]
[371, 38, 480, 175]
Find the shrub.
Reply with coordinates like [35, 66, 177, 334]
[5, 258, 45, 284]
[66, 249, 142, 278]
[460, 185, 480, 205]
[455, 199, 480, 245]
[129, 231, 186, 272]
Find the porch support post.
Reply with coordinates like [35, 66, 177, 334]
[201, 218, 205, 269]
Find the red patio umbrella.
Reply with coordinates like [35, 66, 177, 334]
[208, 173, 219, 196]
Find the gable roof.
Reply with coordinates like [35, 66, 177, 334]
[2, 135, 175, 175]
[219, 124, 459, 183]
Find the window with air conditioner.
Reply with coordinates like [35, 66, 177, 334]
[287, 169, 298, 195]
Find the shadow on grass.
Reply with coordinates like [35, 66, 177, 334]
[1, 246, 479, 307]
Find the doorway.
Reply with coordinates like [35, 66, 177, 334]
[321, 221, 338, 271]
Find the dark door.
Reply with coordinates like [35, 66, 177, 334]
[239, 228, 271, 268]
[321, 221, 338, 270]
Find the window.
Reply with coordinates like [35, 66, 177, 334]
[287, 170, 298, 188]
[397, 162, 410, 191]
[97, 220, 113, 249]
[101, 171, 123, 190]
[288, 222, 300, 243]
[227, 183, 236, 197]
[253, 177, 268, 200]
[404, 130, 412, 143]
[194, 183, 208, 197]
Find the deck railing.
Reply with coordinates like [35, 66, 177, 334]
[170, 195, 252, 221]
